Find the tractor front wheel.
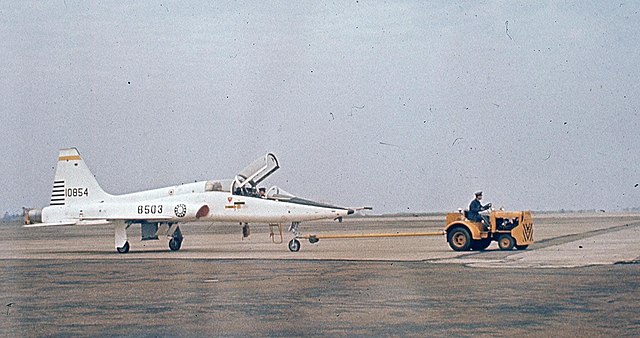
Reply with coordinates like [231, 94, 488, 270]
[498, 234, 515, 251]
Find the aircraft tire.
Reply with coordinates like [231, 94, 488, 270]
[117, 241, 130, 254]
[169, 238, 182, 251]
[288, 239, 301, 252]
[498, 234, 515, 251]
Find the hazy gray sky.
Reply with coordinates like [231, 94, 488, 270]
[1, 1, 639, 214]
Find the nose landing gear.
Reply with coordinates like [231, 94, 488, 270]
[288, 238, 301, 252]
[288, 222, 301, 252]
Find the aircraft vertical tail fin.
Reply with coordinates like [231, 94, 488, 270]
[50, 148, 110, 206]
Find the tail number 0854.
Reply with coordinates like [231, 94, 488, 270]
[66, 188, 88, 197]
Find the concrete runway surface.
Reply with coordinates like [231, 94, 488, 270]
[1, 213, 639, 336]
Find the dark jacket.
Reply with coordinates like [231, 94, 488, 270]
[468, 199, 489, 222]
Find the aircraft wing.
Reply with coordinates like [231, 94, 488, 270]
[24, 221, 77, 227]
[24, 215, 173, 227]
[23, 219, 112, 227]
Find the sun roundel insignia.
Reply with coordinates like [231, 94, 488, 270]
[174, 204, 187, 217]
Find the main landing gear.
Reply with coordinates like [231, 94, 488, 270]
[169, 226, 183, 251]
[169, 238, 182, 251]
[117, 241, 130, 253]
[115, 221, 130, 254]
[114, 222, 183, 253]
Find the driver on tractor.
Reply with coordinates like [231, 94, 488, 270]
[469, 191, 492, 230]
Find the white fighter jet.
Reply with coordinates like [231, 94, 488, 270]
[24, 148, 369, 253]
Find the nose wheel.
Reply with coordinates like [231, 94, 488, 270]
[288, 222, 302, 252]
[288, 239, 301, 252]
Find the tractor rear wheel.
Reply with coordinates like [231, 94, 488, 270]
[447, 227, 471, 251]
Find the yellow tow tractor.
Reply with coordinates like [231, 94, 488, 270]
[444, 209, 534, 251]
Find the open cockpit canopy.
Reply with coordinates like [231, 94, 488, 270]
[232, 153, 279, 191]
[203, 154, 279, 195]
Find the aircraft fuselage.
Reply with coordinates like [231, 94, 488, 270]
[42, 181, 351, 225]
[28, 148, 361, 253]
